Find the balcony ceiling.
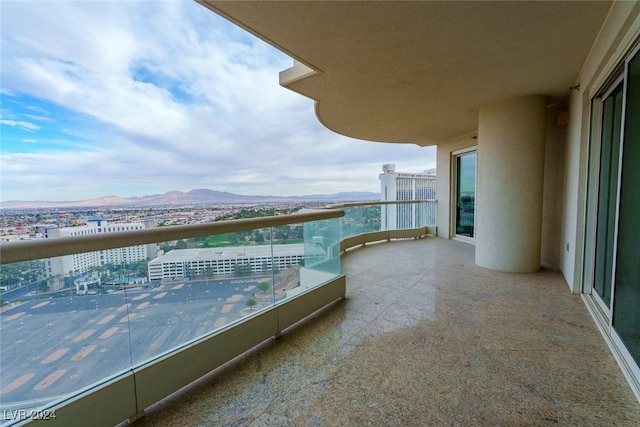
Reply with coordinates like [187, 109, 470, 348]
[200, 1, 612, 146]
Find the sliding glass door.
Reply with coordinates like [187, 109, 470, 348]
[612, 48, 640, 365]
[453, 149, 476, 240]
[587, 45, 640, 369]
[592, 82, 623, 314]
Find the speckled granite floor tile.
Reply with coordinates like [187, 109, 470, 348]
[129, 238, 640, 427]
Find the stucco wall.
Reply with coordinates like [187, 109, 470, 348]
[560, 2, 640, 292]
[436, 134, 477, 239]
[541, 103, 567, 270]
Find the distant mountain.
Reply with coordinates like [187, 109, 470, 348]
[0, 189, 380, 209]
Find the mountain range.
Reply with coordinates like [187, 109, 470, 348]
[0, 189, 380, 209]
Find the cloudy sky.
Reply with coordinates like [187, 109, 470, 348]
[1, 0, 435, 202]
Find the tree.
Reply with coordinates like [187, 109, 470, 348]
[245, 298, 257, 310]
[234, 263, 252, 276]
[258, 282, 271, 293]
[205, 266, 214, 284]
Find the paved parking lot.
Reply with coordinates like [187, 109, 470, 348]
[0, 276, 282, 414]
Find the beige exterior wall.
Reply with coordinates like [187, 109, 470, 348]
[541, 102, 568, 270]
[435, 133, 477, 239]
[431, 3, 640, 279]
[561, 2, 640, 292]
[435, 102, 567, 272]
[476, 95, 547, 273]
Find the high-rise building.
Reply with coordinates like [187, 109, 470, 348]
[379, 163, 436, 202]
[379, 164, 436, 230]
[43, 218, 157, 289]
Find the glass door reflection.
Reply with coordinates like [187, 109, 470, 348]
[455, 151, 476, 239]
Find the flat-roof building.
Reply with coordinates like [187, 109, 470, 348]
[148, 244, 326, 282]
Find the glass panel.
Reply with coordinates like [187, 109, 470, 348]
[396, 203, 414, 229]
[415, 200, 436, 228]
[300, 217, 341, 290]
[0, 256, 132, 413]
[362, 205, 383, 233]
[0, 216, 342, 415]
[342, 205, 368, 237]
[343, 202, 435, 238]
[456, 151, 476, 238]
[613, 50, 640, 364]
[593, 84, 624, 307]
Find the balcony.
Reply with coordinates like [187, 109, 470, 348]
[129, 238, 640, 426]
[1, 202, 639, 425]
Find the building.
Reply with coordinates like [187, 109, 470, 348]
[199, 1, 640, 401]
[147, 244, 326, 282]
[43, 218, 157, 289]
[379, 163, 436, 202]
[379, 163, 436, 230]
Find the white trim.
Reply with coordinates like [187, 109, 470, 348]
[611, 328, 640, 401]
[592, 290, 612, 320]
[583, 294, 640, 402]
[582, 96, 603, 295]
[586, 8, 640, 100]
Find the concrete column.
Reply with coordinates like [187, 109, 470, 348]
[476, 95, 547, 273]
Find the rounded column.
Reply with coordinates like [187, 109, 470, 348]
[476, 95, 546, 273]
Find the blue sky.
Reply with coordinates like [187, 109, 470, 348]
[0, 0, 435, 202]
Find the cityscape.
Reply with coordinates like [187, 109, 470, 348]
[0, 166, 436, 295]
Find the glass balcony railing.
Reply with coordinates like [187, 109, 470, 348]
[328, 200, 437, 250]
[0, 201, 435, 426]
[0, 210, 344, 426]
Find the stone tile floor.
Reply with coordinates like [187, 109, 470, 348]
[131, 238, 640, 426]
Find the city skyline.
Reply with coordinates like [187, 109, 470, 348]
[0, 0, 435, 203]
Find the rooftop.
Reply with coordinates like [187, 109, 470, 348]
[151, 243, 324, 263]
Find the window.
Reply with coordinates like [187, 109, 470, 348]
[452, 148, 477, 240]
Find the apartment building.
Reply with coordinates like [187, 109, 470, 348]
[43, 218, 157, 289]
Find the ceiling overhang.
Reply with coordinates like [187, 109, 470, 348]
[198, 1, 612, 146]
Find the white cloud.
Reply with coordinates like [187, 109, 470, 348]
[0, 0, 436, 202]
[0, 118, 41, 131]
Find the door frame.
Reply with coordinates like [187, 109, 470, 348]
[451, 146, 477, 243]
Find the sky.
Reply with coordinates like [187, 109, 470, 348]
[0, 0, 436, 202]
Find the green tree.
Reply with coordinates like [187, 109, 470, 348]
[245, 298, 257, 310]
[234, 263, 252, 276]
[258, 282, 271, 293]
